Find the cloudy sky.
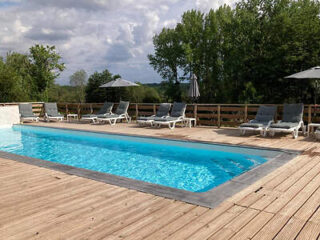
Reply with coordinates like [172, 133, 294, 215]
[0, 0, 236, 85]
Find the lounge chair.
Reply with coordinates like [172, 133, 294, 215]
[81, 102, 114, 123]
[153, 102, 187, 129]
[239, 105, 277, 137]
[44, 103, 64, 122]
[136, 103, 171, 126]
[97, 101, 131, 125]
[19, 103, 39, 123]
[268, 103, 305, 139]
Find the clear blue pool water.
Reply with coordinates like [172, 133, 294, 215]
[0, 125, 272, 192]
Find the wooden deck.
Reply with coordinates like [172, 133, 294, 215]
[1, 122, 320, 239]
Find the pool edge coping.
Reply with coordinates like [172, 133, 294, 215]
[0, 124, 301, 208]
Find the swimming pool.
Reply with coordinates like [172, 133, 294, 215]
[0, 125, 284, 193]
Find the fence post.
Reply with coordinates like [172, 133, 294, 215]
[65, 104, 68, 115]
[194, 104, 197, 120]
[244, 104, 248, 122]
[153, 104, 156, 115]
[77, 104, 81, 117]
[217, 105, 221, 128]
[308, 105, 312, 124]
[135, 104, 139, 119]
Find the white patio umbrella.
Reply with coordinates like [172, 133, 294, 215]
[188, 74, 200, 99]
[100, 78, 139, 88]
[285, 66, 320, 104]
[100, 78, 139, 101]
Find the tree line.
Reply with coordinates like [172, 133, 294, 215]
[148, 0, 320, 103]
[0, 45, 65, 102]
[0, 45, 162, 103]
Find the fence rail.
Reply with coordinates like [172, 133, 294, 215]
[1, 102, 320, 127]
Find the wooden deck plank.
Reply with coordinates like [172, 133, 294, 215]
[165, 202, 236, 240]
[142, 206, 208, 240]
[117, 203, 195, 240]
[179, 205, 247, 240]
[208, 208, 260, 239]
[6, 190, 142, 239]
[264, 161, 320, 214]
[229, 211, 274, 240]
[39, 193, 159, 240]
[295, 221, 320, 240]
[67, 197, 171, 240]
[273, 217, 307, 240]
[251, 214, 291, 240]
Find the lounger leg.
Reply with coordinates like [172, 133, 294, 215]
[262, 129, 267, 137]
[269, 131, 275, 137]
[240, 129, 246, 136]
[169, 122, 175, 130]
[292, 129, 298, 139]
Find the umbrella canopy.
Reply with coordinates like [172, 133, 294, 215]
[188, 74, 200, 98]
[100, 78, 139, 88]
[285, 66, 320, 79]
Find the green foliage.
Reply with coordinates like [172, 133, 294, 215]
[0, 44, 65, 103]
[48, 84, 81, 103]
[149, 0, 320, 104]
[0, 58, 28, 102]
[69, 69, 88, 103]
[29, 45, 65, 101]
[85, 68, 163, 103]
[85, 69, 116, 102]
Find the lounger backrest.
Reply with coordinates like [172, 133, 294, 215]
[255, 105, 277, 122]
[44, 103, 59, 116]
[97, 102, 114, 115]
[155, 103, 171, 117]
[171, 102, 187, 118]
[282, 103, 304, 123]
[115, 101, 129, 115]
[19, 103, 34, 117]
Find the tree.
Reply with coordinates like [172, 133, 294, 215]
[148, 28, 184, 101]
[85, 69, 118, 103]
[149, 0, 320, 104]
[5, 52, 35, 100]
[29, 45, 65, 101]
[0, 58, 27, 102]
[69, 69, 88, 103]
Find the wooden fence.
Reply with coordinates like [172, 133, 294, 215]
[1, 102, 320, 127]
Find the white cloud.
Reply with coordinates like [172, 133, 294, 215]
[0, 0, 237, 84]
[196, 0, 237, 11]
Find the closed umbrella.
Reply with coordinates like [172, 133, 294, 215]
[188, 74, 200, 99]
[100, 78, 139, 101]
[285, 66, 320, 104]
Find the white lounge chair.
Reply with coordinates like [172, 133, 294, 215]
[44, 103, 64, 122]
[19, 103, 39, 123]
[153, 102, 187, 129]
[81, 102, 114, 123]
[239, 105, 277, 136]
[268, 103, 305, 139]
[97, 101, 130, 125]
[136, 103, 171, 126]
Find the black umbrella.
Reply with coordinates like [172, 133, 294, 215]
[100, 78, 139, 101]
[285, 66, 320, 104]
